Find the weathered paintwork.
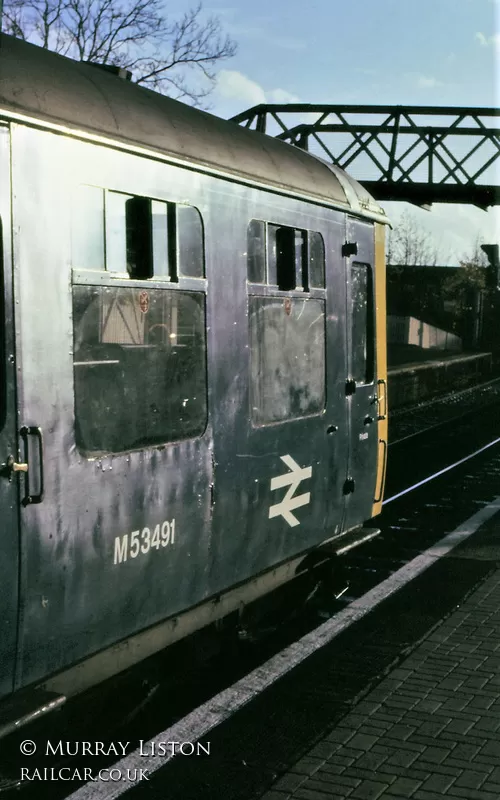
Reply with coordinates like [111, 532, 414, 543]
[0, 34, 389, 707]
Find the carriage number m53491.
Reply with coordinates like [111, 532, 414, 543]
[113, 520, 176, 565]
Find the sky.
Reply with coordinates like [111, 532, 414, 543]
[190, 0, 500, 263]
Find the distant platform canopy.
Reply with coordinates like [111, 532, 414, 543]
[231, 104, 500, 210]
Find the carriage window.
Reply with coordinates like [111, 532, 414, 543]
[309, 232, 325, 288]
[249, 296, 325, 424]
[125, 196, 154, 279]
[268, 225, 301, 290]
[72, 286, 207, 454]
[72, 186, 105, 270]
[73, 187, 204, 281]
[177, 206, 204, 278]
[152, 201, 169, 278]
[106, 193, 154, 279]
[106, 192, 130, 274]
[351, 263, 374, 385]
[295, 230, 307, 289]
[247, 220, 266, 283]
[247, 221, 323, 291]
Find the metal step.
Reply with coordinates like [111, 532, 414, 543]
[326, 526, 381, 557]
[0, 688, 66, 740]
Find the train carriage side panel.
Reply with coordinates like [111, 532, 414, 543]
[207, 193, 350, 591]
[10, 126, 215, 686]
[0, 32, 389, 705]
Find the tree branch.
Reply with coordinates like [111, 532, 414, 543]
[3, 0, 237, 106]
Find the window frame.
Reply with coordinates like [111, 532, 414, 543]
[71, 185, 208, 456]
[72, 185, 205, 282]
[248, 294, 327, 427]
[246, 219, 325, 294]
[350, 261, 375, 386]
[71, 278, 209, 456]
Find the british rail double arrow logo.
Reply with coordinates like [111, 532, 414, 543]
[269, 455, 312, 527]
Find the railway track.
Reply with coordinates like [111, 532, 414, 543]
[389, 375, 500, 444]
[3, 386, 500, 799]
[386, 379, 500, 498]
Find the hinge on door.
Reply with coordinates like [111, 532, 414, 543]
[343, 477, 356, 495]
[342, 241, 358, 257]
[345, 379, 356, 396]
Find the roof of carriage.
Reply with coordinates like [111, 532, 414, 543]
[0, 34, 387, 220]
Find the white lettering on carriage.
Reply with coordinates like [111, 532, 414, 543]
[113, 519, 176, 565]
[269, 455, 312, 528]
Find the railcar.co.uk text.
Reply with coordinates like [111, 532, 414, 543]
[19, 739, 210, 782]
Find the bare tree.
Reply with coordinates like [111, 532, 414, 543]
[457, 236, 489, 269]
[2, 0, 237, 106]
[387, 209, 445, 266]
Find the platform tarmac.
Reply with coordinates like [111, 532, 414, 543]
[261, 508, 500, 800]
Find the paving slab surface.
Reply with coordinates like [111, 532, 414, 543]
[261, 512, 500, 800]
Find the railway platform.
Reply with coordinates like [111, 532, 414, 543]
[388, 349, 496, 409]
[260, 506, 500, 800]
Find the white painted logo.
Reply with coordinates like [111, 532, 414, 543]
[269, 455, 312, 527]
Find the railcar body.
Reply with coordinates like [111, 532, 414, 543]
[0, 34, 389, 729]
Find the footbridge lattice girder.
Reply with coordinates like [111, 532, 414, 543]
[230, 104, 500, 208]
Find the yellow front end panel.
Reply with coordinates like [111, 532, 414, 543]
[372, 222, 388, 516]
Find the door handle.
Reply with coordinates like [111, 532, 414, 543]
[0, 455, 28, 482]
[376, 379, 387, 420]
[20, 426, 44, 506]
[374, 439, 388, 503]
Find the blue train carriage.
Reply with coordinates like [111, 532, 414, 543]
[0, 33, 389, 730]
